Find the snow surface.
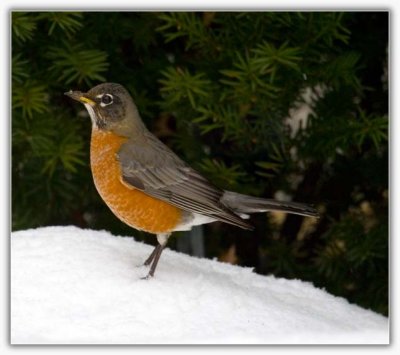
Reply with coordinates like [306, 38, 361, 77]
[11, 226, 389, 345]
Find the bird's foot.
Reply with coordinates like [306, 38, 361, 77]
[140, 272, 153, 280]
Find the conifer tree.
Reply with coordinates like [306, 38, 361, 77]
[12, 12, 388, 315]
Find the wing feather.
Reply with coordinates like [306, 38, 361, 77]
[117, 137, 252, 230]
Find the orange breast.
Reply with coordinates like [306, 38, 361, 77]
[90, 128, 182, 234]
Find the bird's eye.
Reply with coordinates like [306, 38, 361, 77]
[101, 94, 113, 105]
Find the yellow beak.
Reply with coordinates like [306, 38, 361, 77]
[79, 96, 95, 105]
[64, 91, 96, 106]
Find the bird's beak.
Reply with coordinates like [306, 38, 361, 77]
[64, 90, 96, 106]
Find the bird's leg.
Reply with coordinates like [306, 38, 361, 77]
[143, 245, 158, 266]
[146, 244, 165, 278]
[142, 233, 170, 279]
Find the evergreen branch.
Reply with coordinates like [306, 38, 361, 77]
[193, 104, 248, 142]
[323, 52, 362, 91]
[12, 54, 30, 84]
[197, 158, 246, 189]
[157, 12, 208, 50]
[220, 51, 279, 100]
[41, 131, 85, 176]
[353, 111, 388, 151]
[37, 12, 83, 36]
[159, 67, 211, 108]
[311, 12, 351, 46]
[12, 81, 49, 118]
[12, 12, 37, 42]
[252, 41, 302, 82]
[47, 43, 109, 85]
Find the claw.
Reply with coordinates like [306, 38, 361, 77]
[140, 273, 153, 280]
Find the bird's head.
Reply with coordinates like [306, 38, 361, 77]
[65, 83, 144, 137]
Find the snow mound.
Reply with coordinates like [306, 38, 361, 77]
[11, 226, 388, 344]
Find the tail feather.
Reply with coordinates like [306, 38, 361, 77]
[221, 191, 319, 218]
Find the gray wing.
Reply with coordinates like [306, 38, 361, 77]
[117, 137, 252, 230]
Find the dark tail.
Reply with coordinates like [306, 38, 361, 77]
[221, 191, 319, 218]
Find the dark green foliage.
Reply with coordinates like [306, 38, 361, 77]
[12, 12, 388, 315]
[47, 42, 109, 85]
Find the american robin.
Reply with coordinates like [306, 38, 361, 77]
[65, 83, 318, 278]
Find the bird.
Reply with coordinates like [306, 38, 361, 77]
[65, 83, 318, 279]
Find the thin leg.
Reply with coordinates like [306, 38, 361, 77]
[148, 244, 165, 277]
[141, 244, 165, 279]
[143, 245, 159, 266]
[142, 233, 170, 279]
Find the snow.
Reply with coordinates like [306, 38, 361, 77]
[11, 226, 389, 345]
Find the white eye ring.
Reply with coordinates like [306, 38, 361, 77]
[100, 94, 113, 107]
